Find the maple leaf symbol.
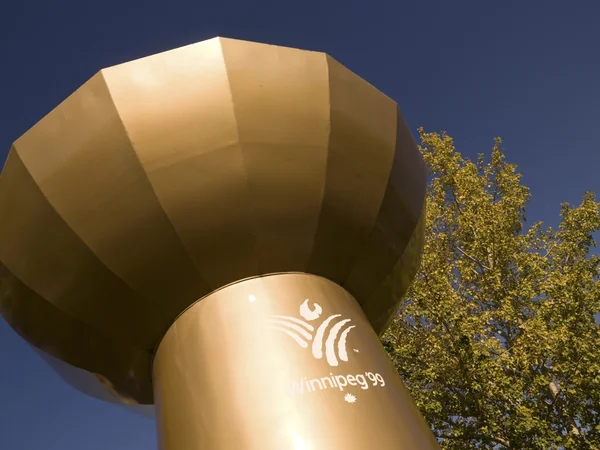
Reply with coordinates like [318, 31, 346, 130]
[344, 393, 357, 404]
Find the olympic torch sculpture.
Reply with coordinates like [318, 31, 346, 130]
[0, 38, 440, 449]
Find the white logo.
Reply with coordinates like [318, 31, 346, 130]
[265, 299, 355, 367]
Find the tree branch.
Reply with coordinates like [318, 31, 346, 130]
[455, 244, 492, 271]
[541, 366, 581, 436]
[436, 432, 511, 448]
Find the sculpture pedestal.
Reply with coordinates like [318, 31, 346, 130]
[153, 273, 439, 450]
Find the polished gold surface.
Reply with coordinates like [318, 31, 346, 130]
[0, 37, 426, 405]
[154, 273, 439, 450]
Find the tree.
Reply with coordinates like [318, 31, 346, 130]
[383, 129, 600, 449]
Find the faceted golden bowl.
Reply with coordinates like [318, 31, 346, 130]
[0, 37, 425, 405]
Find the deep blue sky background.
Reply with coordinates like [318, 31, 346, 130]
[1, 1, 599, 449]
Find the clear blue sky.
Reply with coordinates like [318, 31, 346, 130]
[1, 1, 599, 449]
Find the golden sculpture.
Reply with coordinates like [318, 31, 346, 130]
[0, 37, 438, 449]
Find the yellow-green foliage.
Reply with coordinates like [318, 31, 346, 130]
[383, 129, 600, 449]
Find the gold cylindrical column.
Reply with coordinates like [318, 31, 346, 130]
[153, 273, 438, 450]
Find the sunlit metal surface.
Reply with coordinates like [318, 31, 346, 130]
[0, 37, 425, 407]
[154, 273, 438, 449]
